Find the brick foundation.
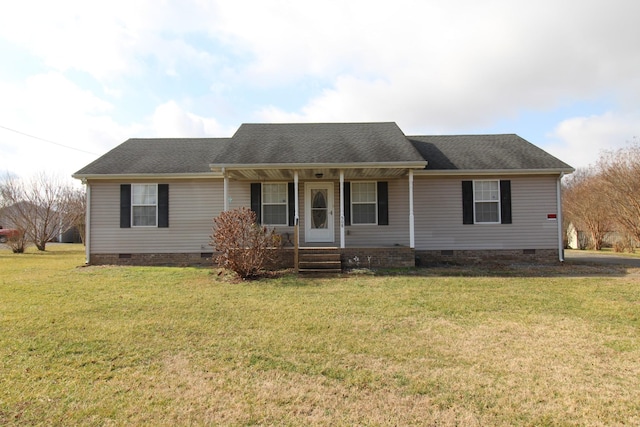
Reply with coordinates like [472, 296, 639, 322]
[415, 249, 560, 265]
[341, 247, 415, 269]
[90, 252, 216, 266]
[89, 247, 560, 268]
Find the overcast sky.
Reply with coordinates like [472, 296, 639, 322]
[1, 0, 639, 181]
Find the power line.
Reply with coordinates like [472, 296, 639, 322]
[0, 124, 100, 156]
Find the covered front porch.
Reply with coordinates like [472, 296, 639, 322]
[214, 166, 422, 272]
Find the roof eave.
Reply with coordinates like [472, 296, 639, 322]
[210, 161, 428, 171]
[414, 168, 575, 176]
[72, 172, 223, 181]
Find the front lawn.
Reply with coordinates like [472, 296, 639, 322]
[1, 245, 639, 425]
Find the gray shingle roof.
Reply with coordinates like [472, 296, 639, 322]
[212, 122, 425, 165]
[73, 126, 573, 177]
[74, 138, 231, 176]
[408, 134, 573, 171]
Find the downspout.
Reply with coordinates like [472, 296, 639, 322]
[84, 180, 91, 265]
[557, 173, 565, 262]
[339, 170, 345, 249]
[294, 171, 299, 273]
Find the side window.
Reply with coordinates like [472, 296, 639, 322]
[462, 180, 512, 225]
[351, 182, 377, 224]
[473, 180, 500, 223]
[262, 183, 288, 225]
[132, 184, 158, 227]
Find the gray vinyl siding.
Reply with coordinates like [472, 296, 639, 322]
[413, 175, 560, 250]
[291, 180, 409, 247]
[343, 179, 410, 247]
[90, 179, 233, 254]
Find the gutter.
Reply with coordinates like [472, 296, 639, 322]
[413, 168, 575, 176]
[72, 172, 224, 181]
[209, 161, 428, 171]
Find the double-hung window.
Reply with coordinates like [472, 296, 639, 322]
[473, 180, 500, 223]
[351, 182, 377, 224]
[262, 183, 288, 225]
[132, 184, 157, 227]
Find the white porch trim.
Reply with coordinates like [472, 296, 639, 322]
[339, 170, 345, 249]
[223, 168, 229, 211]
[294, 170, 299, 245]
[409, 170, 415, 249]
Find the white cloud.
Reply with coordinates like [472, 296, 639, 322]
[2, 0, 640, 180]
[229, 0, 640, 131]
[546, 111, 640, 169]
[0, 72, 137, 179]
[151, 101, 229, 137]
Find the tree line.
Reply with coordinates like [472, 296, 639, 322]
[0, 172, 85, 253]
[563, 140, 640, 251]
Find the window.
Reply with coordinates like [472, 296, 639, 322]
[351, 182, 377, 224]
[132, 184, 157, 226]
[473, 180, 500, 223]
[120, 184, 168, 228]
[262, 183, 288, 225]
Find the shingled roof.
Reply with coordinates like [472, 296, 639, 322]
[74, 138, 231, 176]
[212, 122, 426, 165]
[409, 134, 573, 172]
[73, 124, 572, 178]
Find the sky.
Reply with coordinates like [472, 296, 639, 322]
[1, 0, 639, 183]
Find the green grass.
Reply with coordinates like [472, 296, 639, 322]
[1, 245, 640, 425]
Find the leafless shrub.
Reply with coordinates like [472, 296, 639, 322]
[210, 207, 281, 279]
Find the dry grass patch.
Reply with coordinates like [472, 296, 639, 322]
[1, 245, 640, 425]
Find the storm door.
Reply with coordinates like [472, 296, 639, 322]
[304, 182, 334, 243]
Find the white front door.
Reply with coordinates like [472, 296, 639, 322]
[305, 182, 334, 243]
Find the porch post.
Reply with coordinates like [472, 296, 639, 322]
[409, 169, 415, 249]
[294, 170, 299, 272]
[339, 170, 345, 249]
[223, 168, 229, 211]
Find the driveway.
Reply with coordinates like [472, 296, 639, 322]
[564, 249, 640, 267]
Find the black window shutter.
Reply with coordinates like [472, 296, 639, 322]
[462, 181, 474, 225]
[250, 183, 262, 224]
[377, 181, 389, 225]
[158, 184, 169, 228]
[500, 180, 512, 224]
[343, 182, 351, 226]
[120, 184, 131, 228]
[288, 182, 295, 226]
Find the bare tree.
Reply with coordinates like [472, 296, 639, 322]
[0, 172, 78, 251]
[563, 167, 612, 250]
[598, 141, 640, 247]
[63, 186, 87, 244]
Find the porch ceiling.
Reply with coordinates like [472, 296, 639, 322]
[223, 167, 411, 181]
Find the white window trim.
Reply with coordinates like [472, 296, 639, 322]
[132, 183, 158, 228]
[351, 181, 378, 225]
[262, 182, 289, 226]
[473, 179, 501, 224]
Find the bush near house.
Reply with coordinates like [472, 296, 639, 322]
[0, 227, 21, 243]
[0, 227, 27, 253]
[210, 207, 281, 279]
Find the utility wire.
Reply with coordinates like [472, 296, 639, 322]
[0, 124, 99, 156]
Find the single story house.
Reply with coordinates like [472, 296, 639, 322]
[73, 122, 573, 269]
